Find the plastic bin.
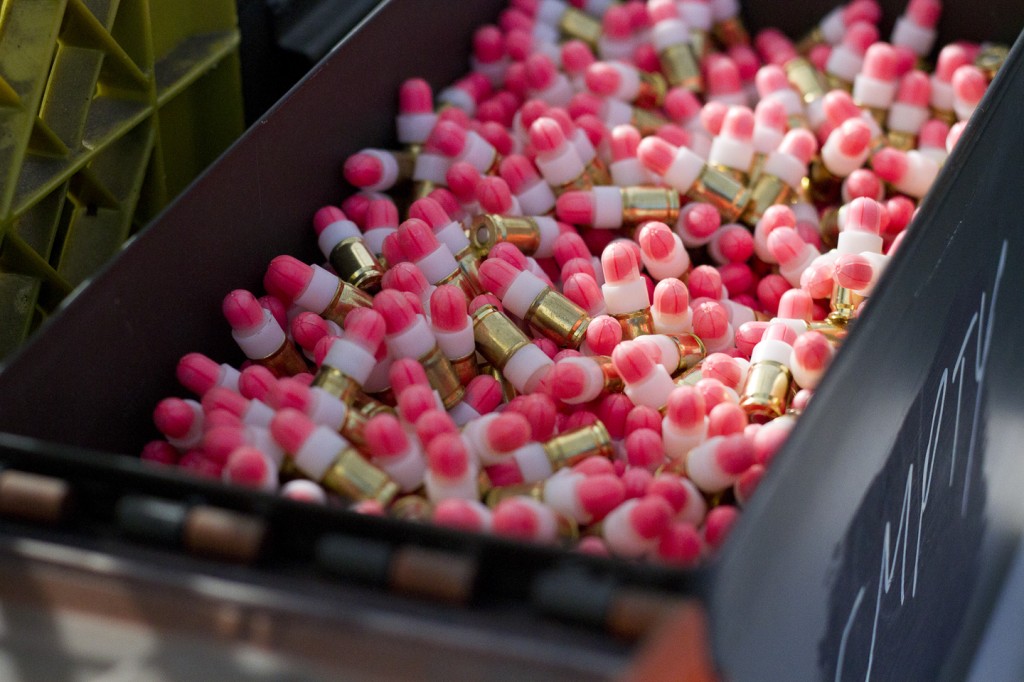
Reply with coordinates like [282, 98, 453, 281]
[0, 0, 244, 361]
[0, 1, 1022, 679]
[235, 0, 381, 123]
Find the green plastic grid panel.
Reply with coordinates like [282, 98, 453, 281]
[0, 0, 243, 360]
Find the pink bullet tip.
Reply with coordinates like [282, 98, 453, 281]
[601, 241, 640, 285]
[434, 498, 490, 532]
[638, 222, 677, 261]
[688, 265, 724, 300]
[682, 202, 722, 239]
[363, 413, 410, 460]
[584, 62, 624, 97]
[498, 154, 541, 194]
[601, 4, 633, 37]
[486, 412, 532, 453]
[555, 191, 595, 225]
[611, 340, 656, 384]
[269, 408, 316, 454]
[529, 116, 568, 153]
[907, 0, 942, 27]
[477, 258, 520, 299]
[952, 65, 987, 105]
[653, 278, 690, 316]
[846, 197, 884, 234]
[224, 446, 273, 488]
[153, 398, 197, 439]
[720, 104, 761, 143]
[407, 197, 451, 231]
[365, 198, 399, 230]
[472, 24, 505, 62]
[525, 52, 559, 90]
[835, 118, 873, 156]
[561, 39, 596, 74]
[834, 253, 874, 290]
[706, 55, 743, 96]
[702, 353, 745, 390]
[585, 315, 623, 356]
[935, 44, 971, 82]
[373, 289, 418, 336]
[426, 285, 466, 332]
[666, 385, 706, 428]
[238, 364, 276, 401]
[692, 300, 730, 341]
[794, 330, 835, 372]
[844, 21, 879, 54]
[579, 474, 627, 521]
[647, 0, 679, 23]
[396, 385, 437, 427]
[629, 495, 674, 540]
[415, 409, 459, 449]
[664, 86, 703, 121]
[389, 358, 431, 396]
[862, 42, 898, 82]
[754, 64, 792, 96]
[141, 440, 180, 466]
[176, 353, 221, 396]
[476, 176, 515, 214]
[896, 70, 932, 107]
[777, 288, 814, 321]
[222, 289, 266, 331]
[381, 262, 430, 298]
[343, 153, 384, 189]
[396, 218, 441, 263]
[445, 162, 482, 202]
[636, 136, 680, 177]
[549, 362, 588, 402]
[870, 147, 909, 184]
[312, 205, 347, 236]
[625, 428, 665, 470]
[703, 504, 740, 550]
[563, 273, 604, 312]
[463, 374, 503, 414]
[398, 78, 433, 115]
[427, 433, 471, 479]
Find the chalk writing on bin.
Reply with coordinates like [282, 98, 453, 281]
[831, 240, 1006, 682]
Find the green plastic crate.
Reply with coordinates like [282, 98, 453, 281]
[0, 0, 243, 360]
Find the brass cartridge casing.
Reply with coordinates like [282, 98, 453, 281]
[525, 288, 591, 348]
[312, 365, 361, 404]
[321, 281, 375, 327]
[329, 238, 385, 293]
[543, 422, 615, 470]
[614, 308, 656, 340]
[713, 17, 750, 49]
[436, 264, 483, 302]
[559, 7, 603, 48]
[784, 57, 827, 104]
[260, 340, 309, 378]
[669, 332, 706, 376]
[620, 186, 681, 226]
[659, 43, 703, 92]
[687, 165, 751, 223]
[471, 214, 543, 258]
[418, 345, 465, 409]
[318, 448, 399, 505]
[739, 360, 794, 423]
[740, 173, 796, 227]
[471, 304, 532, 371]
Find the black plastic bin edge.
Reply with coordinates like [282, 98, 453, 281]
[0, 0, 1022, 680]
[710, 29, 1024, 682]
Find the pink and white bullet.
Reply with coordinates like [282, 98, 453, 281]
[612, 340, 677, 411]
[601, 495, 674, 558]
[686, 433, 754, 493]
